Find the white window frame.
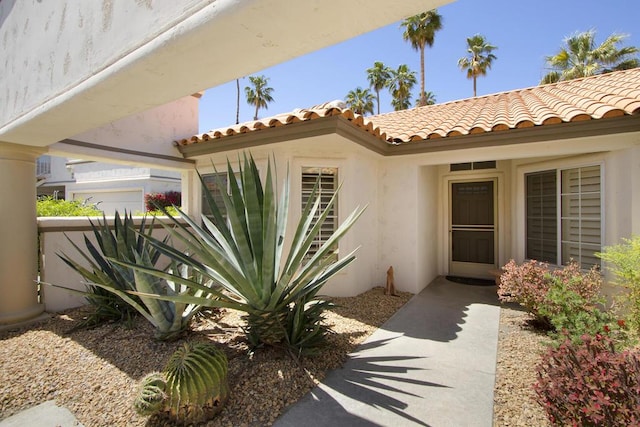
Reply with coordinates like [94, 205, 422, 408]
[522, 160, 604, 268]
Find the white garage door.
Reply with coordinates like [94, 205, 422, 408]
[72, 190, 143, 216]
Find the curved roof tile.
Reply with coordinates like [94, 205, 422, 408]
[179, 68, 640, 147]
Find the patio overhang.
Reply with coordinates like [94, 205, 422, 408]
[0, 0, 451, 149]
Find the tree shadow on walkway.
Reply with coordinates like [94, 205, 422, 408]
[276, 336, 447, 427]
[381, 277, 500, 342]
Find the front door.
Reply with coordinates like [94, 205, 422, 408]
[449, 180, 497, 278]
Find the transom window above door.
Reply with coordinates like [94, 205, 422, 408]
[525, 165, 602, 269]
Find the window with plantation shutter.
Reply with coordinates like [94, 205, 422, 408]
[301, 167, 338, 258]
[201, 173, 228, 224]
[525, 165, 602, 269]
[560, 165, 601, 268]
[526, 171, 557, 264]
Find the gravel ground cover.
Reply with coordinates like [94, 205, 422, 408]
[493, 305, 550, 426]
[1, 287, 552, 426]
[0, 287, 412, 426]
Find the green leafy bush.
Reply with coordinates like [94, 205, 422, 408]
[140, 206, 180, 217]
[134, 342, 229, 425]
[538, 278, 614, 344]
[37, 196, 101, 217]
[598, 236, 640, 335]
[534, 333, 640, 426]
[120, 154, 365, 356]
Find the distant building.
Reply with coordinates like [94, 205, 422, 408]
[37, 155, 181, 215]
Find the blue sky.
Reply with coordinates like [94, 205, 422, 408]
[198, 0, 640, 133]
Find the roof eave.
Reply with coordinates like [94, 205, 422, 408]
[385, 114, 640, 156]
[179, 113, 640, 159]
[178, 115, 389, 158]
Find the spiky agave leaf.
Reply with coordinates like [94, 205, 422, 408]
[55, 212, 148, 324]
[52, 211, 214, 339]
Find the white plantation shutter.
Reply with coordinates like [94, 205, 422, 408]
[525, 165, 602, 269]
[302, 167, 338, 257]
[560, 165, 601, 268]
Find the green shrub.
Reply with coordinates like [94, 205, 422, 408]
[598, 236, 640, 336]
[135, 206, 180, 217]
[534, 333, 640, 426]
[539, 277, 614, 344]
[134, 342, 229, 425]
[37, 196, 101, 217]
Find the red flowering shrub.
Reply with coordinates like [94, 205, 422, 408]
[145, 191, 181, 212]
[498, 259, 550, 319]
[534, 333, 640, 426]
[498, 260, 603, 327]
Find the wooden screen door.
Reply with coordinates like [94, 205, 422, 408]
[449, 180, 497, 278]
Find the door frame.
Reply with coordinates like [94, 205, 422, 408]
[441, 171, 504, 279]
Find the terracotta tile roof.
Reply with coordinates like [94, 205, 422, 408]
[180, 68, 640, 147]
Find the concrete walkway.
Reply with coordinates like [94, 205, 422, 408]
[274, 276, 501, 427]
[0, 401, 84, 427]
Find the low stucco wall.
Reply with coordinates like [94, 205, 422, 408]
[37, 216, 179, 313]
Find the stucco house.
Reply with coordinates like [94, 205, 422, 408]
[176, 68, 640, 297]
[0, 0, 452, 325]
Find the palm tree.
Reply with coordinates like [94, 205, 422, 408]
[345, 87, 375, 115]
[541, 30, 639, 84]
[401, 10, 443, 107]
[457, 34, 498, 97]
[245, 75, 274, 120]
[422, 91, 437, 105]
[366, 61, 392, 114]
[387, 64, 417, 111]
[235, 78, 241, 124]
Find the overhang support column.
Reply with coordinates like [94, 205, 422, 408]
[0, 142, 45, 324]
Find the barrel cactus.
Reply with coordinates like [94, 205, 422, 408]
[134, 342, 229, 425]
[134, 372, 167, 416]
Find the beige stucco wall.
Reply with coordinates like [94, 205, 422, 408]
[191, 135, 383, 297]
[48, 95, 199, 168]
[378, 159, 421, 293]
[183, 128, 640, 297]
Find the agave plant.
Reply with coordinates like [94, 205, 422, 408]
[119, 153, 365, 355]
[58, 211, 154, 324]
[52, 212, 213, 340]
[134, 341, 229, 425]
